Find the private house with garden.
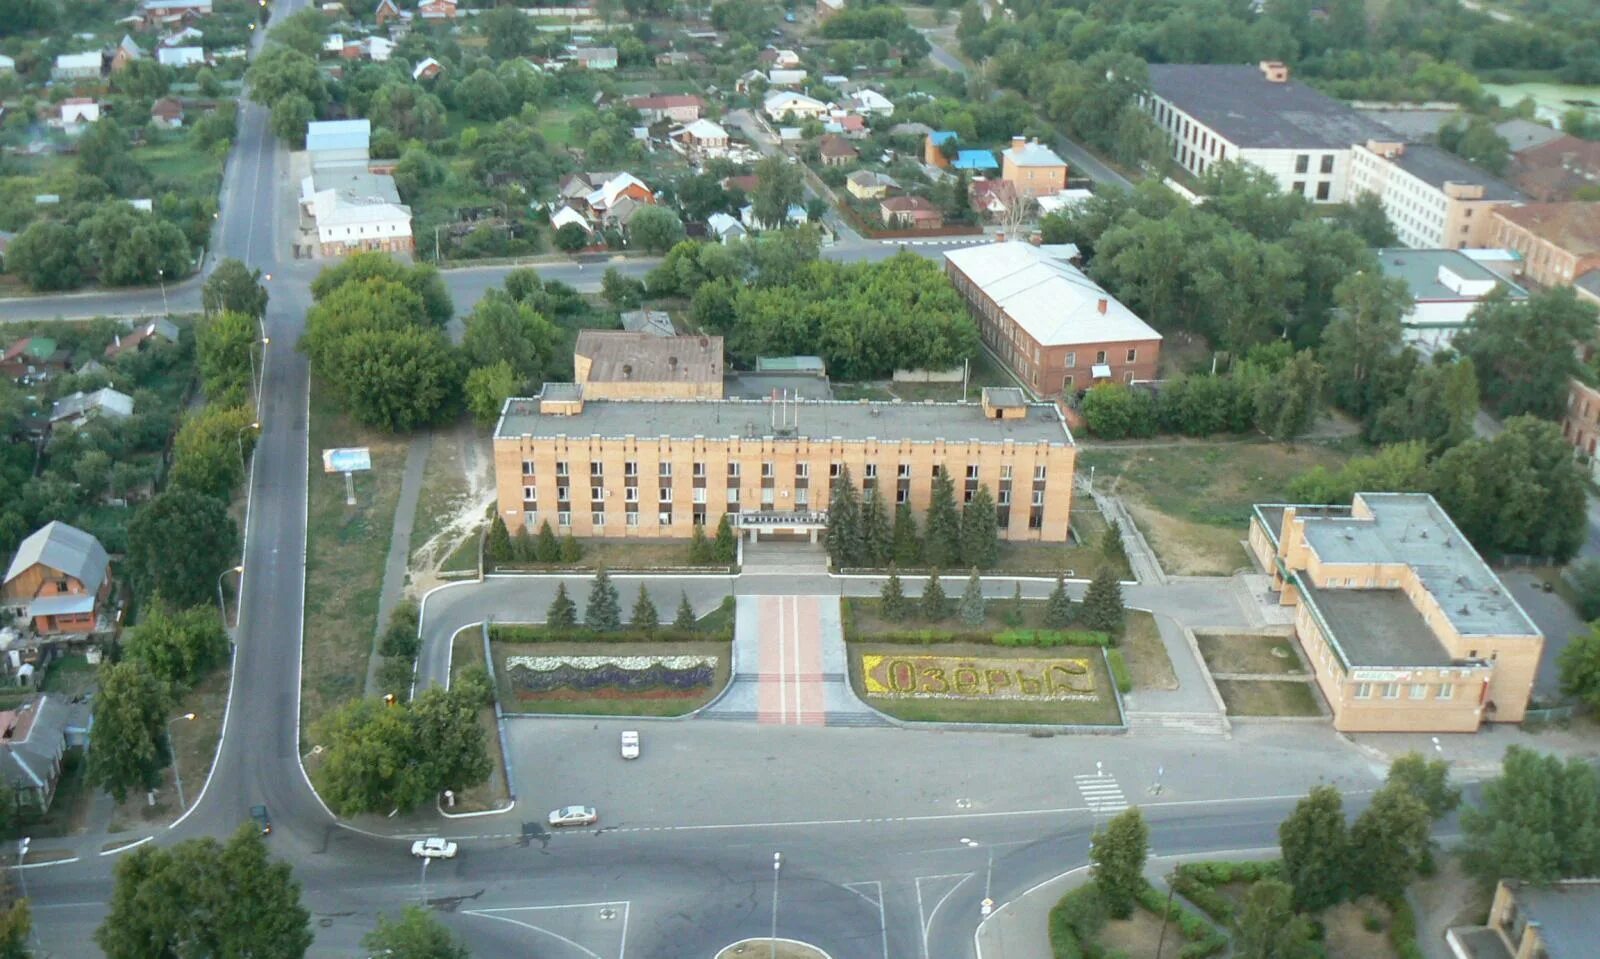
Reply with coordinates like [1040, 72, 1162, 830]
[0, 695, 91, 815]
[492, 386, 1076, 544]
[1248, 493, 1544, 733]
[2, 521, 113, 637]
[944, 241, 1162, 398]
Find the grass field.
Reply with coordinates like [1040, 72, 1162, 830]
[301, 383, 410, 737]
[536, 107, 577, 147]
[1124, 611, 1176, 691]
[1079, 441, 1357, 575]
[493, 640, 730, 716]
[1197, 631, 1306, 675]
[496, 537, 708, 570]
[1215, 679, 1322, 717]
[449, 627, 511, 812]
[850, 642, 1122, 725]
[137, 136, 224, 193]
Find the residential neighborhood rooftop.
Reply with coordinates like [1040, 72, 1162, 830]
[1147, 63, 1389, 149]
[496, 392, 1074, 445]
[4, 521, 109, 594]
[305, 118, 371, 154]
[1002, 138, 1066, 167]
[944, 242, 1162, 348]
[1499, 879, 1600, 958]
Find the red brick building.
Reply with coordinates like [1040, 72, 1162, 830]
[944, 241, 1162, 397]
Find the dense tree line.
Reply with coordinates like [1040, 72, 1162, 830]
[312, 685, 492, 815]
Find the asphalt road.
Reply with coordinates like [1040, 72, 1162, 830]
[9, 10, 1411, 959]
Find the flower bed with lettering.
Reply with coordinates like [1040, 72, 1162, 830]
[850, 643, 1122, 725]
[505, 655, 717, 698]
[862, 654, 1100, 701]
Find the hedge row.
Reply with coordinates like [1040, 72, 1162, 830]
[1388, 895, 1423, 959]
[491, 624, 732, 644]
[1170, 860, 1283, 925]
[1106, 649, 1132, 694]
[1047, 884, 1104, 959]
[866, 628, 1113, 647]
[1134, 882, 1227, 959]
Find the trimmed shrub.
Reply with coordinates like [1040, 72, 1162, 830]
[1047, 884, 1107, 959]
[1388, 895, 1423, 959]
[1106, 649, 1132, 694]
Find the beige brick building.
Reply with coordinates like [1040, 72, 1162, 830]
[945, 242, 1162, 398]
[1563, 377, 1600, 459]
[1487, 202, 1600, 289]
[1000, 137, 1068, 199]
[572, 331, 724, 400]
[493, 386, 1077, 543]
[1249, 493, 1543, 733]
[1348, 140, 1523, 250]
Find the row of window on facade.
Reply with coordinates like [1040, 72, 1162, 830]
[520, 460, 1050, 482]
[521, 482, 1049, 507]
[518, 504, 1045, 529]
[1154, 102, 1230, 164]
[1352, 681, 1458, 700]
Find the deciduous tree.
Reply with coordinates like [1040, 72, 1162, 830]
[628, 205, 686, 253]
[197, 310, 257, 407]
[1278, 785, 1350, 912]
[1234, 879, 1318, 959]
[1253, 349, 1325, 442]
[751, 154, 803, 230]
[1431, 416, 1586, 562]
[362, 906, 470, 959]
[1462, 746, 1600, 883]
[335, 327, 463, 432]
[312, 687, 490, 815]
[170, 405, 257, 500]
[461, 291, 558, 381]
[126, 488, 239, 607]
[86, 661, 173, 803]
[1349, 783, 1433, 899]
[1457, 287, 1598, 420]
[1089, 807, 1148, 919]
[126, 604, 229, 689]
[1320, 271, 1410, 418]
[203, 259, 268, 319]
[465, 360, 520, 426]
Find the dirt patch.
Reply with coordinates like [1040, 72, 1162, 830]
[409, 418, 495, 588]
[1197, 631, 1305, 675]
[1097, 906, 1177, 957]
[1411, 855, 1492, 956]
[1215, 679, 1322, 717]
[1125, 502, 1251, 577]
[1125, 611, 1177, 691]
[1322, 899, 1399, 959]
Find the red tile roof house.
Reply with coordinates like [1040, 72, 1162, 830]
[626, 94, 704, 125]
[879, 195, 944, 229]
[1, 521, 112, 636]
[0, 336, 72, 383]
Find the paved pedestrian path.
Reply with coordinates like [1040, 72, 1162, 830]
[700, 594, 887, 726]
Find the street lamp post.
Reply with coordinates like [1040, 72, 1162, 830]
[770, 852, 782, 959]
[166, 713, 197, 809]
[158, 268, 170, 316]
[15, 838, 39, 951]
[420, 856, 431, 906]
[216, 564, 244, 628]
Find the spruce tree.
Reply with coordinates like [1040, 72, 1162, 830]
[1004, 581, 1025, 627]
[689, 523, 710, 564]
[1043, 574, 1073, 628]
[861, 484, 892, 568]
[1279, 785, 1350, 912]
[923, 468, 960, 568]
[713, 513, 737, 563]
[546, 582, 577, 629]
[825, 466, 864, 568]
[558, 533, 582, 562]
[631, 584, 659, 633]
[958, 569, 985, 627]
[919, 569, 948, 621]
[584, 568, 621, 631]
[1081, 566, 1125, 637]
[513, 525, 535, 562]
[535, 520, 560, 562]
[880, 568, 908, 622]
[891, 503, 922, 567]
[673, 591, 697, 629]
[959, 484, 999, 569]
[1100, 519, 1127, 570]
[486, 515, 513, 562]
[1090, 807, 1149, 919]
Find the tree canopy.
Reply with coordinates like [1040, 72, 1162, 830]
[125, 487, 240, 607]
[311, 687, 492, 816]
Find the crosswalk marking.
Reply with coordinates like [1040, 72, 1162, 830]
[1074, 772, 1129, 813]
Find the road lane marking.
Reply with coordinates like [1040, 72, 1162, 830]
[917, 873, 974, 959]
[1074, 772, 1129, 813]
[843, 881, 888, 959]
[464, 911, 603, 959]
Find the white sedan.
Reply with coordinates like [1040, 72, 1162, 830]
[548, 805, 599, 827]
[620, 730, 640, 760]
[411, 837, 458, 859]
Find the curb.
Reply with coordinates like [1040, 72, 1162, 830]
[98, 836, 155, 857]
[438, 798, 517, 819]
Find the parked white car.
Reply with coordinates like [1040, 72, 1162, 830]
[620, 730, 640, 760]
[411, 837, 458, 859]
[548, 805, 599, 827]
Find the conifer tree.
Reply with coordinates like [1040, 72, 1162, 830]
[891, 503, 922, 567]
[861, 484, 892, 568]
[1004, 581, 1025, 627]
[512, 525, 535, 562]
[825, 466, 864, 568]
[546, 582, 577, 629]
[1081, 566, 1125, 636]
[558, 533, 582, 562]
[674, 591, 697, 630]
[881, 568, 908, 621]
[584, 568, 621, 631]
[1100, 519, 1127, 569]
[631, 584, 659, 633]
[958, 569, 986, 627]
[535, 520, 560, 562]
[919, 569, 948, 621]
[923, 467, 961, 568]
[486, 515, 513, 562]
[959, 484, 999, 569]
[1043, 574, 1073, 628]
[689, 522, 710, 564]
[713, 513, 737, 563]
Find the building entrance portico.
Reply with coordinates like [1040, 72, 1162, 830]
[736, 510, 828, 544]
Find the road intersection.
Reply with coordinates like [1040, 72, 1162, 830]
[4, 7, 1491, 956]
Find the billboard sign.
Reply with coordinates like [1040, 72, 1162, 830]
[322, 447, 372, 474]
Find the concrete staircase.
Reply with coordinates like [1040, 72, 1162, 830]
[1126, 711, 1232, 737]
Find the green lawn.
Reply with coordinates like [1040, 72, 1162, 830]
[535, 108, 576, 147]
[1197, 631, 1306, 675]
[301, 383, 411, 736]
[1215, 679, 1322, 717]
[449, 627, 511, 812]
[39, 655, 95, 697]
[136, 136, 224, 193]
[1078, 441, 1358, 575]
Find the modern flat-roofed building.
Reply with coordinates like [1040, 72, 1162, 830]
[573, 330, 723, 400]
[1373, 247, 1528, 352]
[945, 241, 1161, 397]
[1349, 140, 1524, 249]
[492, 386, 1076, 543]
[1144, 61, 1388, 203]
[1249, 492, 1543, 732]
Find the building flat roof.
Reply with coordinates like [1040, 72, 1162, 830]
[1299, 583, 1456, 668]
[1147, 64, 1389, 150]
[1358, 108, 1460, 140]
[944, 242, 1162, 348]
[1493, 202, 1600, 257]
[311, 164, 400, 205]
[574, 330, 722, 385]
[1497, 117, 1566, 153]
[496, 393, 1074, 445]
[1505, 880, 1600, 958]
[1389, 143, 1524, 201]
[305, 118, 371, 154]
[1296, 493, 1539, 638]
[1374, 248, 1527, 303]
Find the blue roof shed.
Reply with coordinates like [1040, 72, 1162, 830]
[953, 149, 998, 170]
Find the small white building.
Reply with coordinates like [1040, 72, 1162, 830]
[671, 119, 730, 151]
[50, 388, 134, 426]
[0, 55, 15, 73]
[549, 205, 593, 235]
[707, 212, 747, 244]
[306, 119, 371, 165]
[741, 203, 808, 232]
[1375, 247, 1530, 352]
[767, 69, 808, 87]
[308, 195, 413, 256]
[156, 46, 206, 68]
[57, 99, 101, 127]
[52, 52, 103, 81]
[763, 90, 827, 122]
[846, 89, 895, 117]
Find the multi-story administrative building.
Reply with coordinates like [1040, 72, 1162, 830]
[945, 242, 1161, 397]
[1348, 140, 1524, 249]
[1144, 61, 1387, 203]
[1249, 493, 1543, 733]
[493, 385, 1077, 543]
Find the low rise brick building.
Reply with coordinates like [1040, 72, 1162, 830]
[493, 386, 1076, 544]
[1249, 493, 1543, 733]
[944, 241, 1161, 397]
[573, 330, 723, 401]
[1487, 202, 1600, 289]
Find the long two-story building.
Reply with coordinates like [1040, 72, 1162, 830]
[493, 386, 1077, 544]
[1249, 493, 1543, 732]
[944, 242, 1162, 398]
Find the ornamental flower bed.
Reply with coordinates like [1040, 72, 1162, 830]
[861, 653, 1101, 702]
[505, 654, 718, 698]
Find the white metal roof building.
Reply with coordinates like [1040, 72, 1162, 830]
[305, 119, 371, 162]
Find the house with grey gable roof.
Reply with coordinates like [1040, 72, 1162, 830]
[0, 695, 90, 813]
[49, 387, 134, 427]
[2, 522, 112, 636]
